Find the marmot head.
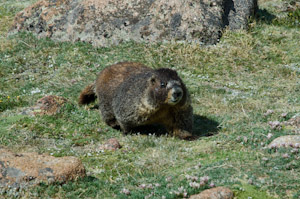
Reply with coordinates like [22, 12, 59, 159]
[148, 68, 185, 106]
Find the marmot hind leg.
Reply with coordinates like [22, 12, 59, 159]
[105, 118, 120, 130]
[99, 107, 120, 129]
[119, 123, 131, 135]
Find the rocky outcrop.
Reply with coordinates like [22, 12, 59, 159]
[0, 148, 85, 189]
[10, 0, 257, 46]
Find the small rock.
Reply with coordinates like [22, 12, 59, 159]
[189, 187, 234, 199]
[98, 138, 122, 151]
[22, 95, 67, 116]
[268, 135, 300, 149]
[0, 148, 85, 189]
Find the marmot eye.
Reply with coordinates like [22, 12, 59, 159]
[160, 82, 166, 88]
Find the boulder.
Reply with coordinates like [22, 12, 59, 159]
[268, 135, 300, 149]
[224, 0, 258, 30]
[0, 148, 86, 189]
[10, 0, 257, 46]
[189, 187, 234, 199]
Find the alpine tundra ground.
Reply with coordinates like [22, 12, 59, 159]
[0, 0, 300, 198]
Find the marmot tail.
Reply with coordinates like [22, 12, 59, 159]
[78, 83, 96, 105]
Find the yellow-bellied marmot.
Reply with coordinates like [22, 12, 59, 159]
[78, 62, 193, 139]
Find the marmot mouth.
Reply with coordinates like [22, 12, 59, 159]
[168, 87, 183, 104]
[171, 99, 179, 104]
[169, 95, 182, 104]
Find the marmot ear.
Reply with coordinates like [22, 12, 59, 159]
[149, 75, 156, 85]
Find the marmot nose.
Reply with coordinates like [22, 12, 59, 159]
[172, 89, 183, 99]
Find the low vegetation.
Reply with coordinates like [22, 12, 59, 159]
[0, 0, 299, 198]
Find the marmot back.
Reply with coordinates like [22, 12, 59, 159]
[79, 62, 152, 128]
[78, 62, 193, 139]
[78, 62, 150, 105]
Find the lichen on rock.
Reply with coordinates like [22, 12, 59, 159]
[10, 0, 257, 46]
[0, 148, 86, 191]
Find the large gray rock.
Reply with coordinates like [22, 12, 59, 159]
[224, 0, 258, 29]
[10, 0, 257, 46]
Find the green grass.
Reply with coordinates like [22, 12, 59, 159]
[0, 0, 300, 198]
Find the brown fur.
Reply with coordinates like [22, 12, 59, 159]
[78, 83, 96, 105]
[78, 62, 193, 139]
